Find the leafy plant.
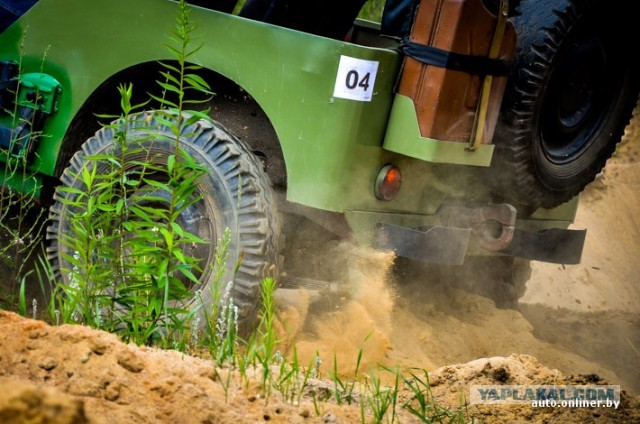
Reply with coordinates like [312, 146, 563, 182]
[254, 277, 280, 391]
[51, 0, 212, 347]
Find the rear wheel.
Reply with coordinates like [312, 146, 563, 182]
[47, 111, 280, 335]
[492, 0, 640, 210]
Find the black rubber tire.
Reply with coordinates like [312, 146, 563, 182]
[46, 111, 280, 335]
[492, 0, 640, 210]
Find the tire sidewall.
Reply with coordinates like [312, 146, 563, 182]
[49, 112, 279, 334]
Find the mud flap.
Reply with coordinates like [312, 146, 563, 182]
[372, 222, 585, 265]
[372, 223, 471, 265]
[500, 228, 586, 265]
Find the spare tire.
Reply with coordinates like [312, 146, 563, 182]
[492, 0, 640, 210]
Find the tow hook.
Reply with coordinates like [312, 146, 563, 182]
[439, 203, 517, 251]
[469, 204, 516, 251]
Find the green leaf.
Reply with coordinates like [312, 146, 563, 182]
[131, 98, 152, 111]
[159, 70, 181, 86]
[157, 259, 169, 282]
[184, 110, 211, 124]
[167, 154, 175, 174]
[160, 228, 174, 250]
[184, 73, 211, 91]
[164, 44, 182, 59]
[94, 113, 121, 120]
[179, 267, 200, 284]
[170, 221, 185, 237]
[185, 64, 204, 71]
[157, 81, 181, 95]
[129, 205, 153, 223]
[148, 93, 178, 109]
[18, 277, 27, 316]
[159, 61, 180, 74]
[96, 203, 116, 212]
[142, 178, 171, 191]
[172, 248, 188, 265]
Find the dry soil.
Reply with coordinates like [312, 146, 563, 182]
[1, 111, 639, 423]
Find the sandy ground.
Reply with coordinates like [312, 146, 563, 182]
[3, 310, 639, 423]
[1, 112, 638, 422]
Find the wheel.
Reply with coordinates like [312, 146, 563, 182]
[47, 111, 280, 335]
[492, 0, 640, 210]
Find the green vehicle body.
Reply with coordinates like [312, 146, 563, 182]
[0, 0, 579, 264]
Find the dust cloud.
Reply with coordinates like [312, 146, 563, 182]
[277, 244, 397, 377]
[274, 112, 640, 394]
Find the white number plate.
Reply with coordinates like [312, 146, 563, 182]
[332, 55, 379, 102]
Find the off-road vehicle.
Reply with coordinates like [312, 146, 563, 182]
[1, 0, 638, 328]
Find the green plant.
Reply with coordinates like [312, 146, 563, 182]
[328, 334, 369, 406]
[214, 367, 234, 403]
[401, 368, 470, 423]
[246, 276, 281, 398]
[225, 277, 282, 402]
[0, 33, 48, 310]
[213, 279, 240, 364]
[50, 0, 212, 347]
[363, 366, 399, 424]
[16, 275, 27, 316]
[269, 346, 319, 406]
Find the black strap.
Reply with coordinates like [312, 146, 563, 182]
[401, 40, 513, 76]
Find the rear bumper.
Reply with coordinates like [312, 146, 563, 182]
[373, 222, 585, 265]
[345, 201, 586, 265]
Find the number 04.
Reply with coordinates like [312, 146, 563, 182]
[345, 70, 370, 91]
[333, 56, 378, 101]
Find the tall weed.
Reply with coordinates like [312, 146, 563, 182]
[0, 33, 48, 310]
[51, 0, 212, 347]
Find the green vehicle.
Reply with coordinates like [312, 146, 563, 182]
[1, 0, 638, 328]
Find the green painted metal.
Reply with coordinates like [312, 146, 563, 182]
[0, 0, 404, 213]
[17, 73, 62, 114]
[0, 0, 578, 225]
[383, 94, 495, 166]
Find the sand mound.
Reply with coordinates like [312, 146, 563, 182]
[3, 311, 640, 423]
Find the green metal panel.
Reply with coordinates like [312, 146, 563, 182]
[383, 94, 495, 166]
[0, 0, 406, 213]
[0, 0, 580, 223]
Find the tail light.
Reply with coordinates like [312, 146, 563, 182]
[375, 164, 402, 201]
